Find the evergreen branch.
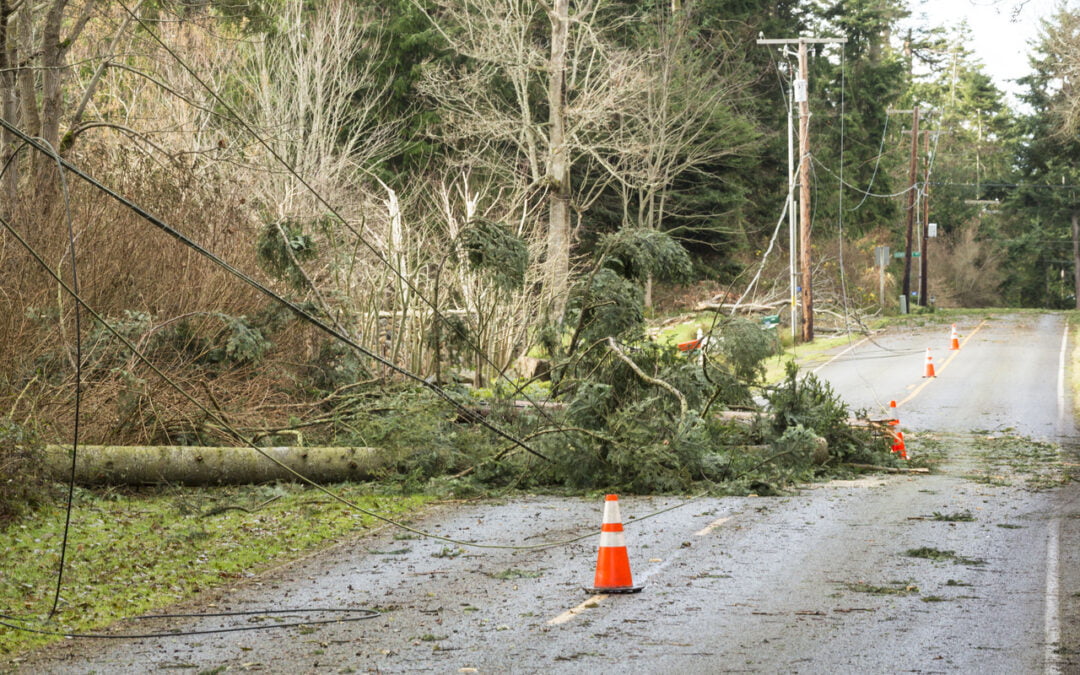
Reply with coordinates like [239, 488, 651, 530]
[606, 336, 687, 422]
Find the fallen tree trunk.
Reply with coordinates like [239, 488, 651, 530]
[43, 445, 387, 486]
[694, 299, 787, 313]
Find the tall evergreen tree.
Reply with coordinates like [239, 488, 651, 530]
[1006, 7, 1080, 308]
[811, 0, 908, 240]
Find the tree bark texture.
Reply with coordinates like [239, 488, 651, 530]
[545, 0, 571, 313]
[0, 0, 18, 212]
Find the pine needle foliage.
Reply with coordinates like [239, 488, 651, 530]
[329, 386, 501, 489]
[537, 323, 775, 492]
[599, 228, 693, 283]
[455, 219, 529, 292]
[255, 219, 319, 291]
[716, 318, 779, 383]
[764, 361, 889, 463]
[564, 268, 646, 348]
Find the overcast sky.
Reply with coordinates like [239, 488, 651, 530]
[905, 0, 1063, 102]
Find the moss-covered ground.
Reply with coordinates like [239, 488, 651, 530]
[1, 484, 432, 657]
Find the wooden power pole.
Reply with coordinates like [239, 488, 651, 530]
[757, 36, 846, 342]
[796, 42, 813, 341]
[919, 129, 931, 306]
[902, 106, 919, 310]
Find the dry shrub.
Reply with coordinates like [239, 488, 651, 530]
[0, 418, 49, 522]
[0, 140, 281, 444]
[0, 1, 550, 449]
[929, 222, 1004, 308]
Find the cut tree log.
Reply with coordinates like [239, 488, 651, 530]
[42, 445, 387, 486]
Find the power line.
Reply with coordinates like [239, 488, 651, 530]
[111, 0, 560, 427]
[757, 36, 848, 343]
[849, 113, 891, 211]
[930, 181, 1080, 190]
[810, 157, 916, 198]
[0, 120, 550, 464]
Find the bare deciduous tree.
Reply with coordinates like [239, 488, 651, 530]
[587, 11, 757, 305]
[415, 0, 647, 312]
[244, 0, 398, 223]
[1, 0, 95, 211]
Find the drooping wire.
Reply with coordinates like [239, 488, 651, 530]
[729, 179, 795, 314]
[729, 31, 796, 310]
[811, 157, 915, 199]
[0, 220, 718, 568]
[1, 202, 735, 558]
[45, 138, 81, 620]
[0, 212, 573, 553]
[849, 115, 890, 211]
[0, 608, 380, 640]
[0, 121, 550, 467]
[0, 146, 396, 640]
[111, 0, 560, 429]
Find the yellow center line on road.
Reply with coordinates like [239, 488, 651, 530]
[548, 594, 607, 625]
[694, 516, 733, 537]
[895, 319, 988, 409]
[549, 514, 737, 625]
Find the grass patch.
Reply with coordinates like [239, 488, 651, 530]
[1069, 311, 1080, 419]
[0, 483, 432, 657]
[968, 435, 1070, 490]
[905, 546, 986, 566]
[960, 473, 1012, 487]
[843, 581, 919, 596]
[931, 510, 975, 522]
[763, 331, 878, 384]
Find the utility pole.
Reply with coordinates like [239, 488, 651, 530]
[903, 106, 919, 309]
[757, 36, 846, 342]
[796, 41, 813, 341]
[919, 130, 931, 306]
[890, 107, 939, 311]
[887, 106, 920, 312]
[787, 75, 797, 343]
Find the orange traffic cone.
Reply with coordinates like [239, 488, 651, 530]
[949, 324, 960, 351]
[590, 494, 643, 594]
[678, 328, 704, 352]
[922, 347, 936, 378]
[887, 400, 907, 459]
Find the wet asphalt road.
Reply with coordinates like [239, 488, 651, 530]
[10, 313, 1080, 674]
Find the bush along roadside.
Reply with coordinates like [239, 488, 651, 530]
[0, 418, 51, 523]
